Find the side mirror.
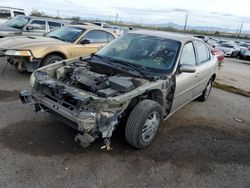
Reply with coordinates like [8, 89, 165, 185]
[80, 39, 91, 45]
[26, 25, 33, 31]
[179, 64, 196, 73]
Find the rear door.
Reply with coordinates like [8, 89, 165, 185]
[171, 42, 198, 112]
[74, 30, 115, 57]
[193, 40, 212, 97]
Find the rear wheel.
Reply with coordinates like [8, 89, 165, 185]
[125, 100, 162, 149]
[197, 78, 213, 102]
[40, 55, 63, 67]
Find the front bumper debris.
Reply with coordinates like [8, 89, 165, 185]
[20, 89, 119, 149]
[7, 56, 40, 72]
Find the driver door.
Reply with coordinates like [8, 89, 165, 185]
[22, 19, 48, 36]
[74, 30, 114, 57]
[171, 42, 198, 112]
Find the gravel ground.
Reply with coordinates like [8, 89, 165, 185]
[0, 57, 250, 188]
[216, 58, 250, 92]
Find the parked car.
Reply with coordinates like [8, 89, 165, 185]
[194, 35, 210, 43]
[208, 45, 224, 68]
[0, 25, 116, 72]
[238, 42, 250, 59]
[92, 21, 110, 28]
[0, 15, 63, 38]
[207, 38, 219, 48]
[0, 6, 25, 24]
[215, 42, 240, 57]
[20, 31, 217, 149]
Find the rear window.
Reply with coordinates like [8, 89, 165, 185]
[0, 9, 11, 18]
[48, 21, 61, 31]
[14, 11, 25, 16]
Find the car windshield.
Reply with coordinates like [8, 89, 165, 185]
[47, 26, 85, 43]
[5, 16, 30, 29]
[96, 33, 181, 74]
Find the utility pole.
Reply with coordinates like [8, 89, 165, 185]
[238, 22, 244, 36]
[57, 10, 59, 18]
[184, 12, 189, 31]
[115, 12, 118, 24]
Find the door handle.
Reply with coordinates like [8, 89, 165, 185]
[195, 73, 199, 78]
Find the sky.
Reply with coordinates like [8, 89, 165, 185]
[1, 0, 250, 32]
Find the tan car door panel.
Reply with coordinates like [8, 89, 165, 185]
[171, 42, 198, 112]
[172, 72, 197, 112]
[74, 43, 105, 57]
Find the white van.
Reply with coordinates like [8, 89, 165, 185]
[0, 6, 26, 24]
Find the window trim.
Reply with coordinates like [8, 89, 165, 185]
[25, 19, 47, 32]
[179, 41, 197, 67]
[78, 29, 113, 44]
[193, 40, 211, 65]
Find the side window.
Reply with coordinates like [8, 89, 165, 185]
[82, 30, 108, 43]
[0, 9, 11, 18]
[107, 33, 115, 42]
[180, 42, 196, 66]
[29, 20, 46, 31]
[14, 11, 25, 16]
[194, 41, 210, 64]
[48, 21, 61, 31]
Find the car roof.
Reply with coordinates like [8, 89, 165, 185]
[130, 30, 196, 43]
[16, 15, 63, 22]
[66, 24, 116, 35]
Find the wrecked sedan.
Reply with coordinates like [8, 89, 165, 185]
[20, 31, 217, 149]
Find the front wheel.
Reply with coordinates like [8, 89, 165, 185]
[40, 55, 64, 67]
[125, 100, 162, 149]
[197, 78, 213, 102]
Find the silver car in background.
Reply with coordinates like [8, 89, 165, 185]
[215, 41, 240, 57]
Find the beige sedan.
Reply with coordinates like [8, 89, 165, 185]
[0, 25, 116, 72]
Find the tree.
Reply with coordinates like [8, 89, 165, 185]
[30, 10, 47, 17]
[214, 31, 220, 35]
[71, 16, 81, 21]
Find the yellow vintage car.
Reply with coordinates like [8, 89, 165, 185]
[0, 25, 116, 72]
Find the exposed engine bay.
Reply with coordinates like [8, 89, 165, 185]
[53, 59, 148, 98]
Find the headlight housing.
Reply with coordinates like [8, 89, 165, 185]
[5, 50, 32, 57]
[30, 72, 36, 88]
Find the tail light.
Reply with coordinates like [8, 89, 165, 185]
[247, 46, 250, 51]
[211, 50, 216, 55]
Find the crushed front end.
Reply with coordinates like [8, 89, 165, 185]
[20, 57, 150, 148]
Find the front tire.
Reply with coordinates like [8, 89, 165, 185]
[125, 100, 162, 149]
[40, 55, 63, 67]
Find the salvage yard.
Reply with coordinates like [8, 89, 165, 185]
[0, 57, 250, 187]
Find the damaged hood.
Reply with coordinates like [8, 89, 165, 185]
[0, 36, 66, 50]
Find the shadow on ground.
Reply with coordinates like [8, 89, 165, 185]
[0, 118, 250, 166]
[0, 90, 19, 102]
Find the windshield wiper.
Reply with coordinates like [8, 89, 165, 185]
[91, 54, 153, 79]
[105, 57, 155, 80]
[49, 36, 65, 41]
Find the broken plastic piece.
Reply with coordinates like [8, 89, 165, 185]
[74, 133, 95, 148]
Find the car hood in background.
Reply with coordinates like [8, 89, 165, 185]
[0, 24, 22, 36]
[0, 36, 67, 49]
[215, 46, 234, 53]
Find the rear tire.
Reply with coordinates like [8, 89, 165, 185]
[197, 78, 213, 102]
[40, 55, 63, 67]
[125, 99, 162, 149]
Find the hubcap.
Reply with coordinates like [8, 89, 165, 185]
[142, 111, 160, 143]
[205, 81, 212, 99]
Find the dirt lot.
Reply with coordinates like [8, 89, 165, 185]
[217, 58, 250, 92]
[0, 58, 250, 188]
